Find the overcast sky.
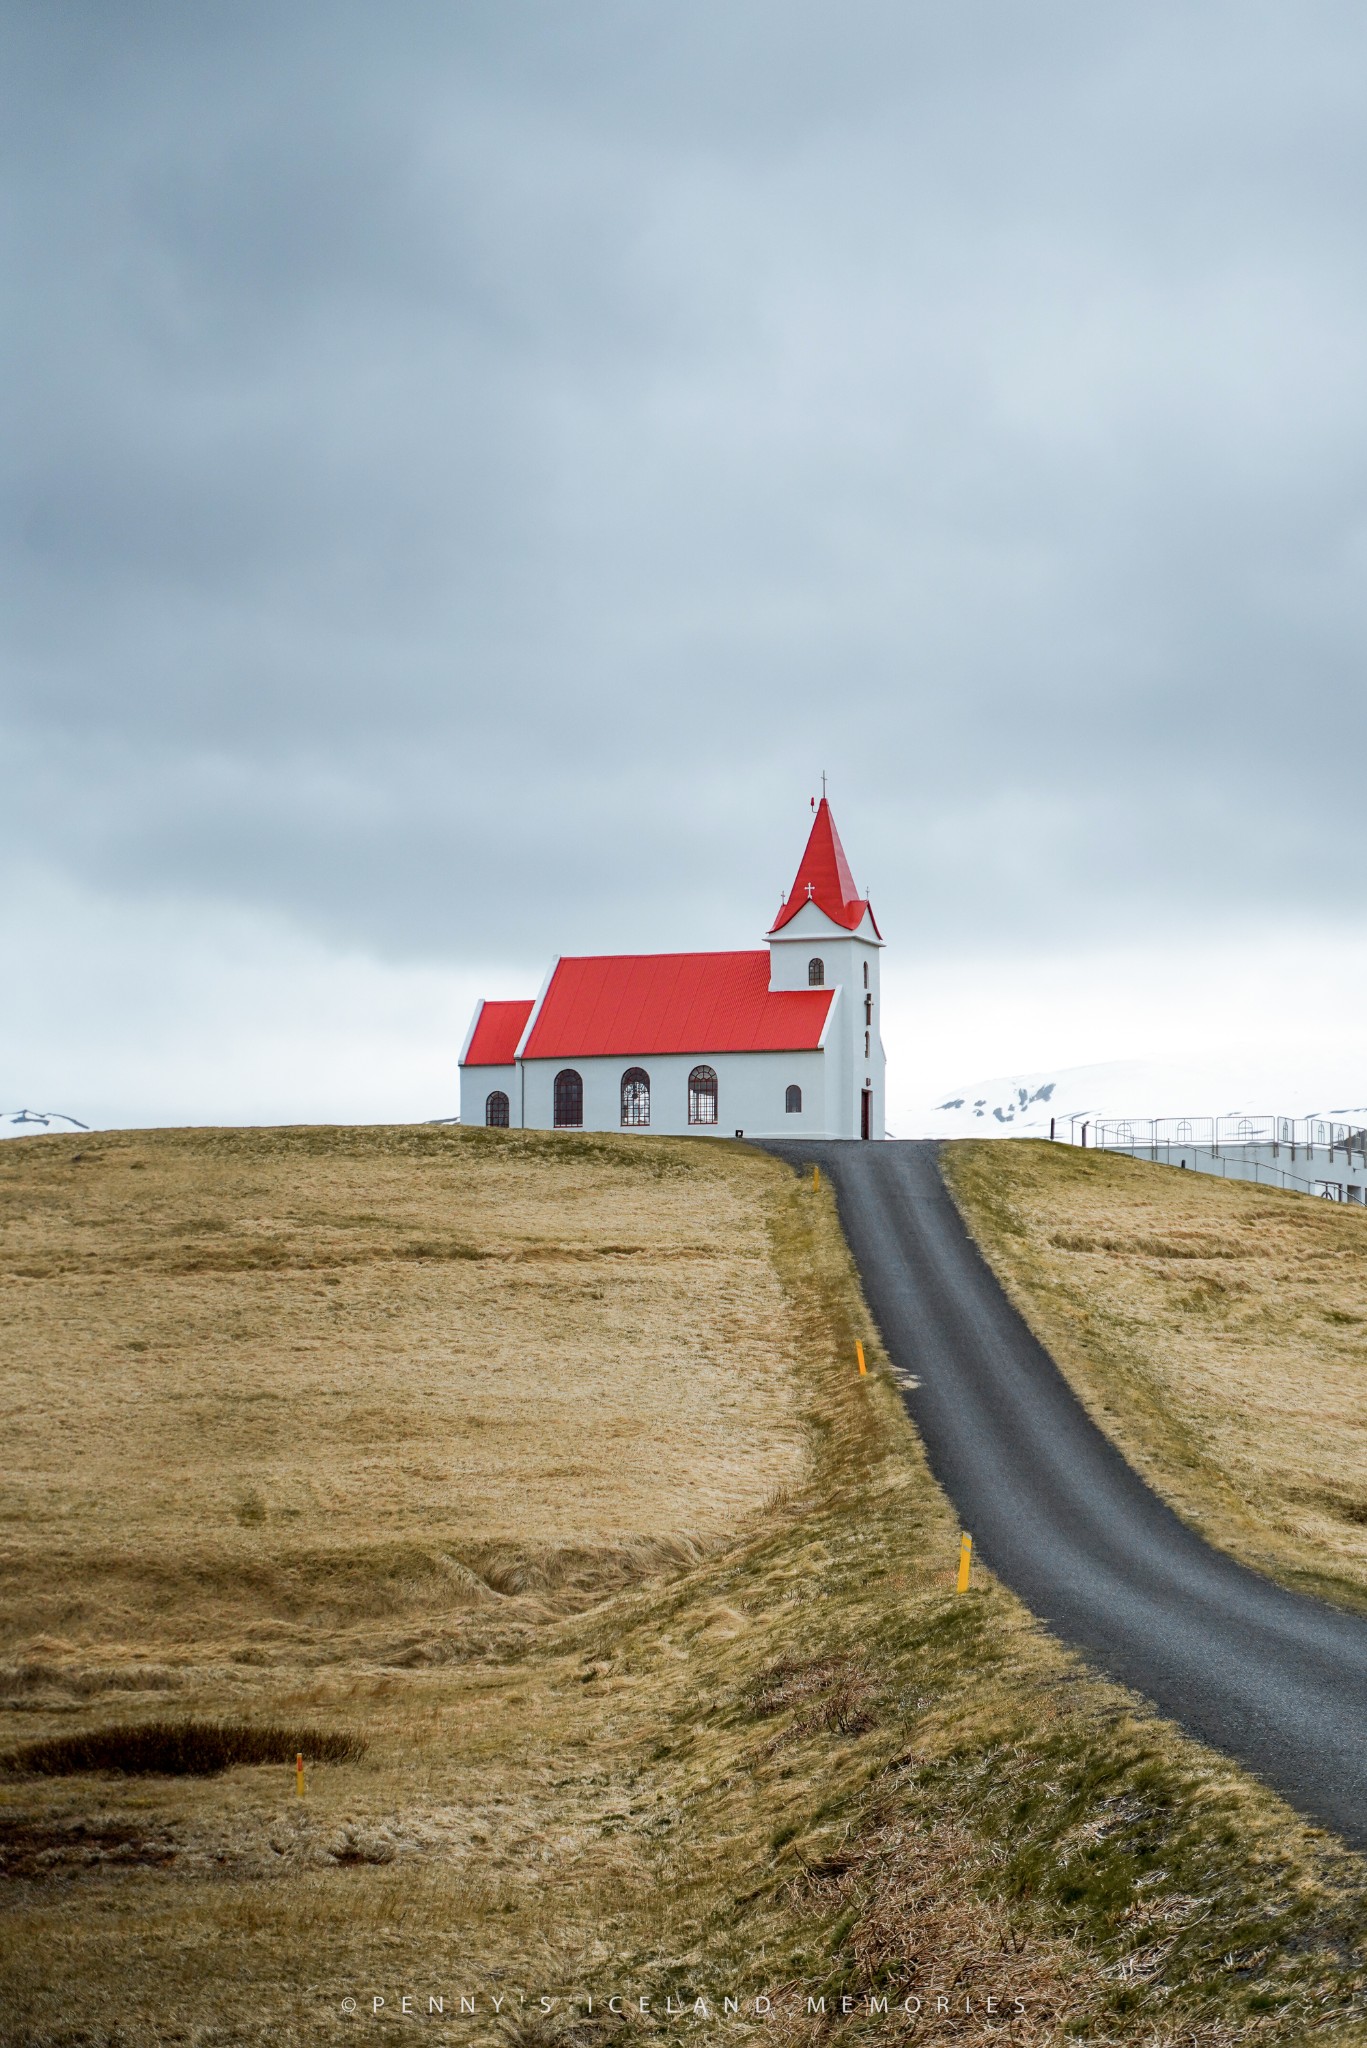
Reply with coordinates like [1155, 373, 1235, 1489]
[5, 3, 1367, 1131]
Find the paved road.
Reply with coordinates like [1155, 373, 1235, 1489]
[762, 1138, 1367, 1851]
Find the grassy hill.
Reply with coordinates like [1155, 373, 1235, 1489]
[943, 1140, 1367, 1615]
[0, 1123, 807, 1659]
[2, 1126, 1367, 2047]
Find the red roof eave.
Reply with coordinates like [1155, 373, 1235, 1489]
[768, 895, 881, 939]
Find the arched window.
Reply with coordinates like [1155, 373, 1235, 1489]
[785, 1084, 802, 1114]
[688, 1065, 718, 1125]
[807, 958, 825, 986]
[620, 1067, 651, 1127]
[553, 1069, 583, 1128]
[485, 1090, 510, 1128]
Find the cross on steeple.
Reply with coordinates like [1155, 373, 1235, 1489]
[805, 881, 816, 899]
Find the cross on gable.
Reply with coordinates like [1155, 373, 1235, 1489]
[805, 881, 816, 899]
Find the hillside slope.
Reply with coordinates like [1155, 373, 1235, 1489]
[2, 1127, 1367, 2046]
[942, 1139, 1367, 1614]
[0, 1123, 806, 1657]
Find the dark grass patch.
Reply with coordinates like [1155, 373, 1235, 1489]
[750, 1656, 881, 1739]
[3, 1719, 365, 1778]
[0, 1814, 179, 1879]
[1288, 1483, 1367, 1528]
[0, 1660, 180, 1698]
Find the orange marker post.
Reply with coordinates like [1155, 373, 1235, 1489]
[296, 1752, 305, 1798]
[856, 1340, 867, 1376]
[956, 1533, 973, 1594]
[813, 1164, 820, 1191]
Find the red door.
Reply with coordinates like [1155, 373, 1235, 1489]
[860, 1089, 872, 1140]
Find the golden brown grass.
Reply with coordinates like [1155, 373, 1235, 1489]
[1, 1125, 1366, 2047]
[941, 1139, 1367, 1613]
[0, 1124, 805, 1660]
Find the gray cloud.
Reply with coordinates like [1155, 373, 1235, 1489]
[5, 0, 1367, 973]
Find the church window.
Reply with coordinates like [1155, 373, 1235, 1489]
[620, 1068, 651, 1127]
[864, 1031, 870, 1057]
[688, 1065, 718, 1125]
[808, 958, 825, 986]
[785, 1084, 802, 1114]
[485, 1090, 510, 1128]
[554, 1069, 583, 1128]
[864, 993, 873, 1025]
[863, 962, 869, 989]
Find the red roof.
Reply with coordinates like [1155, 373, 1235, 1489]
[769, 798, 880, 936]
[464, 998, 535, 1066]
[520, 951, 833, 1058]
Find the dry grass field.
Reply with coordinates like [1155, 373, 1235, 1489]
[3, 1125, 1367, 2048]
[942, 1140, 1367, 1614]
[0, 1124, 806, 1661]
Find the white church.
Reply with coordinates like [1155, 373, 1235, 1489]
[458, 798, 886, 1141]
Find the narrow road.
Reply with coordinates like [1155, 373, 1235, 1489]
[762, 1138, 1367, 1852]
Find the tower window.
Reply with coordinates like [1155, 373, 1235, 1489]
[863, 961, 869, 989]
[553, 1069, 583, 1128]
[865, 1031, 870, 1057]
[620, 1067, 651, 1127]
[688, 1065, 718, 1125]
[865, 993, 873, 1025]
[485, 1090, 510, 1128]
[785, 1084, 802, 1114]
[807, 958, 825, 986]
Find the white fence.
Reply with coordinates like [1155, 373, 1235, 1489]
[1071, 1114, 1367, 1203]
[1088, 1115, 1367, 1156]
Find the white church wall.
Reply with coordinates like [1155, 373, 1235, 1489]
[461, 1016, 882, 1140]
[517, 1049, 828, 1139]
[459, 1062, 520, 1127]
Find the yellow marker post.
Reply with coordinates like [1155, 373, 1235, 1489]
[856, 1339, 867, 1376]
[813, 1164, 820, 1190]
[956, 1533, 973, 1594]
[296, 1752, 305, 1798]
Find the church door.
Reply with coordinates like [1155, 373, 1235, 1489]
[860, 1089, 872, 1141]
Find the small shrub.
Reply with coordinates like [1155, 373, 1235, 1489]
[750, 1656, 881, 1738]
[2, 1720, 365, 1778]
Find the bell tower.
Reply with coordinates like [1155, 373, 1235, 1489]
[767, 796, 885, 1140]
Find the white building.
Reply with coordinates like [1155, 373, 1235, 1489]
[1091, 1115, 1367, 1204]
[458, 798, 886, 1141]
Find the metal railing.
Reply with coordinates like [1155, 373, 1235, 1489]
[1087, 1114, 1367, 1155]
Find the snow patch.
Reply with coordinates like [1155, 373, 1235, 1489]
[908, 1058, 1367, 1141]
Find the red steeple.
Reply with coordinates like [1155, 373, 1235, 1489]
[769, 798, 880, 936]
